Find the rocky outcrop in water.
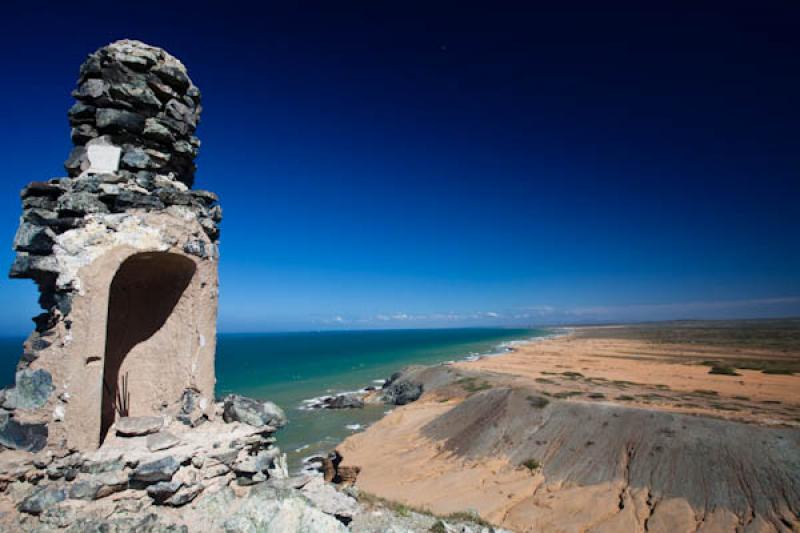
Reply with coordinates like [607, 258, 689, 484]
[381, 371, 423, 405]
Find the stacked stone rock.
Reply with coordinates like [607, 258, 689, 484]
[10, 39, 222, 333]
[3, 40, 223, 454]
[0, 395, 290, 519]
[66, 39, 201, 187]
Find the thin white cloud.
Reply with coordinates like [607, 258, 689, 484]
[314, 296, 799, 328]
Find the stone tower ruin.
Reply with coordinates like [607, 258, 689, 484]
[2, 40, 221, 452]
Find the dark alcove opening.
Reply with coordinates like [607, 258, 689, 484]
[100, 252, 196, 445]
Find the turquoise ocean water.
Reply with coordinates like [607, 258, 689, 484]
[0, 328, 547, 471]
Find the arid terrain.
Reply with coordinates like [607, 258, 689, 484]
[338, 320, 800, 532]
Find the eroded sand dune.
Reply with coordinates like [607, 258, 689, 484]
[338, 329, 800, 532]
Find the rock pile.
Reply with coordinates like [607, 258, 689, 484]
[10, 174, 221, 328]
[381, 371, 423, 405]
[10, 40, 221, 335]
[0, 395, 288, 526]
[65, 40, 201, 187]
[2, 39, 222, 454]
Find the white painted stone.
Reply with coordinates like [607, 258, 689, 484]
[85, 144, 122, 174]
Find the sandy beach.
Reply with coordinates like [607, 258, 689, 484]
[337, 322, 800, 532]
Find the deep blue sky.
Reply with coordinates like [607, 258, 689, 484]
[0, 1, 798, 332]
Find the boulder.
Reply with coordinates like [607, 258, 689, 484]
[13, 223, 55, 254]
[19, 486, 66, 515]
[213, 488, 348, 532]
[233, 448, 279, 476]
[4, 368, 54, 409]
[146, 431, 180, 451]
[80, 454, 126, 474]
[325, 394, 365, 409]
[21, 181, 65, 198]
[116, 415, 163, 436]
[94, 470, 129, 498]
[382, 379, 423, 405]
[95, 108, 145, 133]
[120, 147, 152, 169]
[131, 456, 180, 484]
[300, 477, 360, 521]
[146, 480, 182, 503]
[152, 63, 191, 92]
[66, 472, 128, 501]
[143, 118, 176, 143]
[163, 483, 203, 506]
[222, 394, 287, 428]
[382, 371, 403, 389]
[0, 413, 48, 452]
[176, 388, 209, 426]
[56, 192, 109, 216]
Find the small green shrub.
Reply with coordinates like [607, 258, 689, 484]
[527, 395, 550, 408]
[463, 381, 491, 393]
[551, 391, 581, 399]
[693, 389, 719, 396]
[587, 392, 606, 399]
[710, 402, 740, 411]
[429, 521, 447, 533]
[616, 395, 635, 401]
[611, 380, 635, 388]
[762, 368, 794, 375]
[443, 511, 493, 528]
[708, 365, 739, 376]
[521, 458, 540, 472]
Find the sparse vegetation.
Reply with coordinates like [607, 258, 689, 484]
[526, 395, 550, 408]
[616, 395, 635, 401]
[587, 392, 606, 399]
[575, 319, 800, 353]
[762, 367, 795, 375]
[535, 377, 556, 384]
[429, 521, 447, 533]
[357, 492, 431, 518]
[710, 402, 741, 411]
[456, 377, 492, 393]
[443, 511, 494, 528]
[733, 395, 750, 401]
[561, 371, 584, 379]
[546, 390, 581, 399]
[521, 458, 540, 472]
[576, 321, 800, 376]
[637, 393, 666, 401]
[356, 492, 499, 529]
[708, 365, 739, 376]
[693, 389, 719, 396]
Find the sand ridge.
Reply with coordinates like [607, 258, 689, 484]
[337, 329, 800, 532]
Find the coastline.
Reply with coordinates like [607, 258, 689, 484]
[333, 323, 800, 531]
[294, 328, 557, 474]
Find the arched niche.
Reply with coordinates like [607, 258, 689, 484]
[99, 252, 196, 443]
